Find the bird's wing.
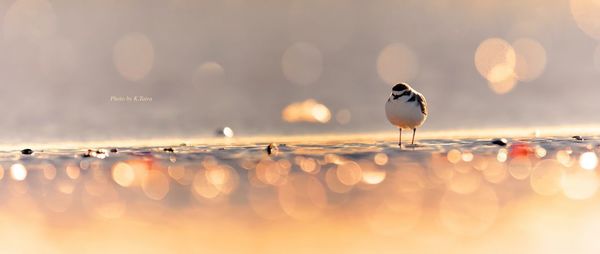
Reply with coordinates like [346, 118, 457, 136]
[416, 93, 427, 115]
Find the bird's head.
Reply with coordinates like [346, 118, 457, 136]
[392, 83, 411, 92]
[390, 83, 413, 98]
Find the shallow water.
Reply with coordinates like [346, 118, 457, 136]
[2, 136, 600, 253]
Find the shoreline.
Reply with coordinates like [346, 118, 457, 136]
[2, 125, 600, 151]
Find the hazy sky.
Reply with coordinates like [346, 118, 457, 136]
[0, 0, 599, 142]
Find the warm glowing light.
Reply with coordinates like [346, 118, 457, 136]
[281, 42, 323, 85]
[361, 167, 386, 185]
[193, 61, 225, 85]
[222, 127, 234, 138]
[255, 159, 289, 186]
[248, 186, 286, 220]
[112, 162, 135, 187]
[530, 160, 565, 196]
[556, 150, 573, 167]
[461, 152, 474, 162]
[570, 0, 600, 40]
[42, 163, 56, 180]
[475, 38, 516, 82]
[336, 161, 363, 186]
[580, 152, 598, 170]
[298, 157, 319, 174]
[513, 38, 547, 82]
[373, 153, 388, 166]
[141, 170, 170, 200]
[535, 146, 547, 158]
[508, 157, 532, 180]
[483, 160, 508, 183]
[113, 32, 155, 81]
[282, 99, 331, 123]
[10, 163, 27, 181]
[193, 169, 220, 199]
[168, 165, 186, 180]
[497, 148, 508, 162]
[65, 165, 80, 180]
[440, 185, 499, 236]
[562, 170, 599, 200]
[447, 149, 462, 164]
[449, 171, 482, 194]
[311, 104, 331, 123]
[377, 43, 419, 85]
[3, 0, 57, 41]
[278, 174, 327, 220]
[325, 167, 353, 193]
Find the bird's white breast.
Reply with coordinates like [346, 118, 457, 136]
[385, 96, 426, 129]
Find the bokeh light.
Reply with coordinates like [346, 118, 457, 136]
[570, 0, 600, 40]
[530, 160, 565, 196]
[141, 170, 170, 200]
[377, 43, 419, 85]
[193, 61, 225, 85]
[113, 32, 155, 82]
[513, 38, 547, 82]
[3, 0, 57, 42]
[112, 162, 135, 187]
[561, 169, 599, 200]
[580, 152, 599, 170]
[10, 163, 27, 181]
[440, 185, 499, 236]
[282, 99, 331, 123]
[281, 42, 323, 85]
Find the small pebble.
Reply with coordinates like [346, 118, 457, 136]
[573, 135, 584, 141]
[110, 148, 118, 153]
[164, 147, 174, 153]
[491, 138, 508, 146]
[266, 143, 279, 155]
[21, 148, 33, 155]
[82, 149, 92, 158]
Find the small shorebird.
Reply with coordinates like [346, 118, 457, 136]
[385, 83, 428, 146]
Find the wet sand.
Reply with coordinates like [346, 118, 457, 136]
[1, 131, 600, 253]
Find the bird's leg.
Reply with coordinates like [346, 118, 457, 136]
[411, 128, 417, 145]
[398, 128, 402, 147]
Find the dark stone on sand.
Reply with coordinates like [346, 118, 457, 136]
[82, 149, 92, 158]
[491, 138, 508, 146]
[21, 148, 33, 155]
[164, 147, 174, 153]
[573, 135, 584, 141]
[266, 143, 279, 155]
[110, 148, 118, 153]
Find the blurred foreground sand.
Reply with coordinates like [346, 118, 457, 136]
[2, 128, 600, 253]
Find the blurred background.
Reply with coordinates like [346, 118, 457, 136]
[1, 0, 600, 142]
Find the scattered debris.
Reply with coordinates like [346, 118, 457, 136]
[82, 149, 93, 158]
[20, 148, 33, 155]
[266, 143, 279, 155]
[491, 138, 508, 146]
[573, 135, 584, 141]
[163, 147, 174, 153]
[82, 149, 109, 159]
[509, 142, 533, 158]
[215, 127, 234, 138]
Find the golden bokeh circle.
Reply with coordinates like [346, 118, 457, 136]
[376, 43, 419, 85]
